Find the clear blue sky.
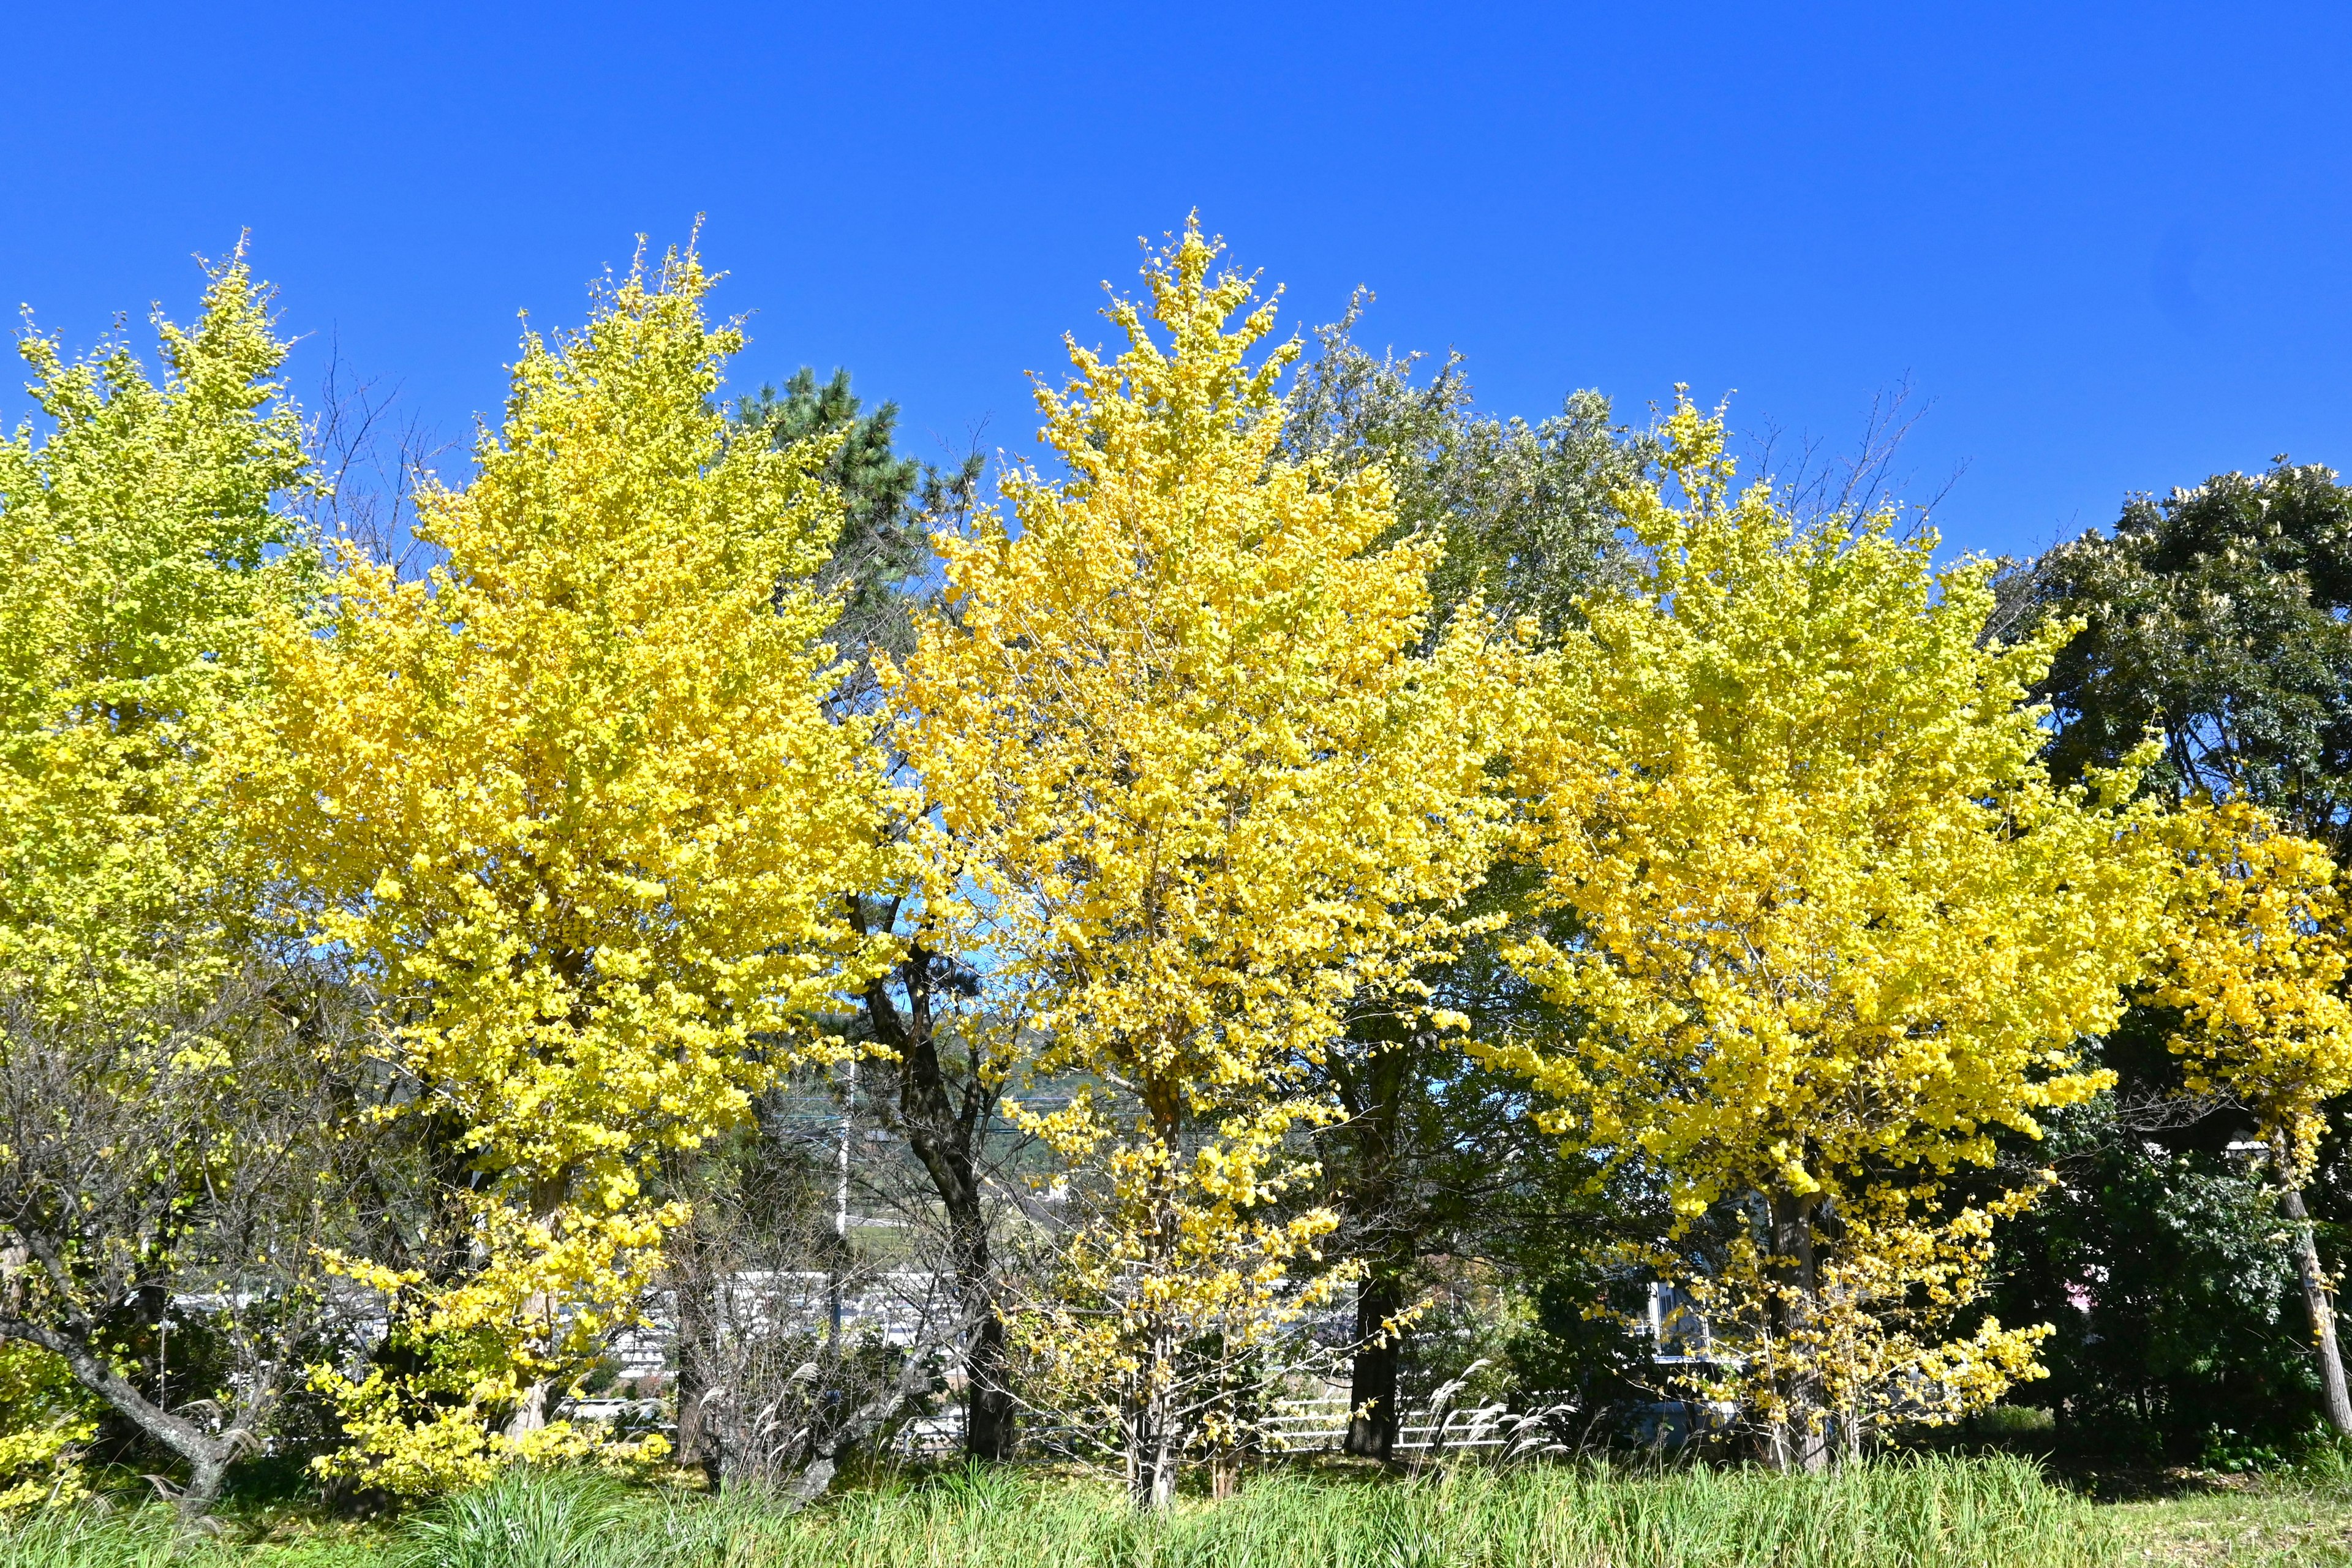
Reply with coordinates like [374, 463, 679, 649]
[6, 2, 2350, 562]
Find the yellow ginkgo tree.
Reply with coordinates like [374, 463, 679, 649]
[1489, 399, 2176, 1467]
[0, 252, 343, 1519]
[263, 244, 892, 1494]
[2156, 799, 2352, 1433]
[882, 224, 1521, 1509]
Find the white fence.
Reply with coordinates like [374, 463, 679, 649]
[1264, 1395, 1524, 1454]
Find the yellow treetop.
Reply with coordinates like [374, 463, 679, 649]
[881, 224, 1522, 1502]
[263, 244, 891, 1489]
[2157, 799, 2352, 1182]
[1496, 398, 2171, 1216]
[0, 251, 313, 1006]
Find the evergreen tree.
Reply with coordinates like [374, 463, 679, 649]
[734, 368, 981, 672]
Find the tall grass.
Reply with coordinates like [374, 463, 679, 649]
[0, 1507, 187, 1568]
[395, 1453, 2118, 1568]
[0, 1455, 2120, 1567]
[394, 1468, 637, 1568]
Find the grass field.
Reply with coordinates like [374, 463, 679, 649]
[0, 1455, 2345, 1567]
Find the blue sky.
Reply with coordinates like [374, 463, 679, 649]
[6, 2, 2350, 562]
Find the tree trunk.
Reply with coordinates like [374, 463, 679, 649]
[1128, 1091, 1184, 1512]
[502, 1288, 552, 1439]
[2275, 1132, 2352, 1435]
[857, 937, 1017, 1462]
[963, 1308, 1017, 1461]
[670, 1226, 725, 1489]
[1766, 1191, 1828, 1473]
[1345, 1270, 1403, 1461]
[1128, 1366, 1180, 1512]
[182, 1452, 232, 1520]
[780, 1343, 943, 1512]
[0, 1316, 245, 1521]
[503, 1379, 548, 1437]
[1337, 1022, 1411, 1463]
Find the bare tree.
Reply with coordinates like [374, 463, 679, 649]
[0, 962, 380, 1520]
[1743, 374, 1966, 535]
[660, 1075, 976, 1501]
[301, 337, 453, 580]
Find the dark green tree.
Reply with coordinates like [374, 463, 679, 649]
[1282, 312, 1657, 1455]
[1993, 460, 2352, 1455]
[1986, 1085, 2316, 1460]
[2010, 461, 2352, 850]
[734, 368, 981, 673]
[733, 372, 1014, 1461]
[1281, 299, 1655, 649]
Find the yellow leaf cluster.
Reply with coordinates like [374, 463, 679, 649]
[263, 245, 891, 1480]
[0, 1345, 96, 1514]
[883, 224, 1521, 1460]
[1665, 1183, 2056, 1448]
[311, 1352, 670, 1499]
[2157, 799, 2352, 1181]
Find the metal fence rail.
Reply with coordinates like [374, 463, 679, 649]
[1260, 1395, 1534, 1453]
[888, 1395, 1567, 1460]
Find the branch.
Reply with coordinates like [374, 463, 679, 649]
[0, 1314, 226, 1474]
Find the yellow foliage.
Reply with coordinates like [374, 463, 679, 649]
[0, 1344, 96, 1513]
[1665, 1185, 2056, 1451]
[2157, 799, 2352, 1182]
[0, 249, 313, 1008]
[0, 254, 309, 1501]
[1493, 398, 2174, 1433]
[263, 243, 891, 1489]
[309, 1359, 669, 1498]
[881, 224, 1521, 1494]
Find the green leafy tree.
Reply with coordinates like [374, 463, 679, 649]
[732, 371, 1011, 1462]
[1281, 298, 1655, 648]
[734, 368, 981, 671]
[1280, 304, 1654, 1454]
[2004, 461, 2352, 1442]
[1989, 1068, 2316, 1460]
[2015, 461, 2352, 851]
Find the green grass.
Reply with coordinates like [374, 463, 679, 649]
[7, 1453, 2345, 1567]
[713, 1456, 2116, 1568]
[2108, 1479, 2352, 1566]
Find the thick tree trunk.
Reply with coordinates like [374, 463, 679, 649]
[502, 1283, 553, 1439]
[963, 1306, 1017, 1461]
[908, 1069, 1016, 1461]
[1127, 1094, 1184, 1512]
[1337, 1025, 1411, 1463]
[781, 1341, 945, 1512]
[1345, 1271, 1403, 1461]
[183, 1453, 232, 1519]
[1766, 1191, 1829, 1473]
[503, 1380, 548, 1436]
[2275, 1131, 2352, 1435]
[1127, 1365, 1180, 1512]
